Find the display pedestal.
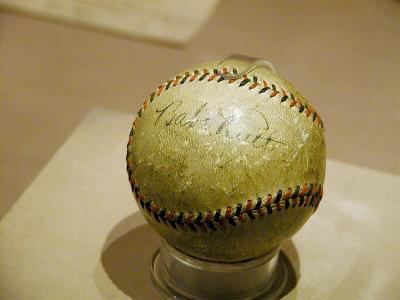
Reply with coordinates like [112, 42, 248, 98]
[151, 240, 288, 300]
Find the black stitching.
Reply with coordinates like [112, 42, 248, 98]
[199, 73, 209, 81]
[169, 219, 177, 230]
[299, 196, 305, 207]
[165, 81, 173, 90]
[285, 199, 290, 209]
[177, 212, 184, 225]
[153, 212, 160, 223]
[235, 204, 242, 216]
[195, 212, 203, 225]
[247, 210, 256, 219]
[159, 210, 167, 224]
[214, 209, 221, 222]
[255, 198, 262, 209]
[281, 95, 289, 102]
[134, 186, 140, 195]
[145, 201, 152, 213]
[259, 87, 270, 94]
[149, 92, 156, 102]
[273, 190, 282, 204]
[292, 186, 300, 207]
[239, 79, 251, 87]
[291, 186, 300, 199]
[180, 75, 190, 84]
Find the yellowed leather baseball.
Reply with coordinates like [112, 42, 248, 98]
[126, 58, 326, 262]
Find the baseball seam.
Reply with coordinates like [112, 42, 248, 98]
[127, 67, 324, 232]
[128, 177, 323, 232]
[136, 67, 323, 128]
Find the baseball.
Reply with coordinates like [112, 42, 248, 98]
[126, 58, 326, 262]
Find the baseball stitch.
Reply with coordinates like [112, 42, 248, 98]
[126, 67, 324, 232]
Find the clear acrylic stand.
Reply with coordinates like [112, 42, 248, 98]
[150, 56, 288, 299]
[215, 54, 276, 78]
[151, 240, 288, 300]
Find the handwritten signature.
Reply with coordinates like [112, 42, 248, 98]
[154, 100, 284, 150]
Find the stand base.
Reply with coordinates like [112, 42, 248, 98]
[150, 241, 288, 300]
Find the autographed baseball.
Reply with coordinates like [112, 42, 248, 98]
[126, 58, 326, 262]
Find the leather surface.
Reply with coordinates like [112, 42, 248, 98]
[128, 59, 326, 261]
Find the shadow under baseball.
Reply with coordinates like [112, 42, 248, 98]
[97, 212, 162, 299]
[99, 212, 300, 299]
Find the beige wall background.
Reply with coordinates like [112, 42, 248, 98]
[1, 0, 399, 220]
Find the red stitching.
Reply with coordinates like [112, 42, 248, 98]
[189, 73, 198, 82]
[249, 82, 259, 89]
[270, 90, 279, 97]
[208, 73, 218, 81]
[156, 85, 164, 96]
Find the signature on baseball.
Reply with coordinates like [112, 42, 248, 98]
[154, 100, 284, 150]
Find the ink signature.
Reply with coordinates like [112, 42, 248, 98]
[155, 100, 210, 129]
[154, 100, 284, 150]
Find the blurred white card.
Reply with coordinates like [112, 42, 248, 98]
[0, 0, 220, 46]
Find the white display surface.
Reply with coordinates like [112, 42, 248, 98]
[1, 108, 399, 299]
